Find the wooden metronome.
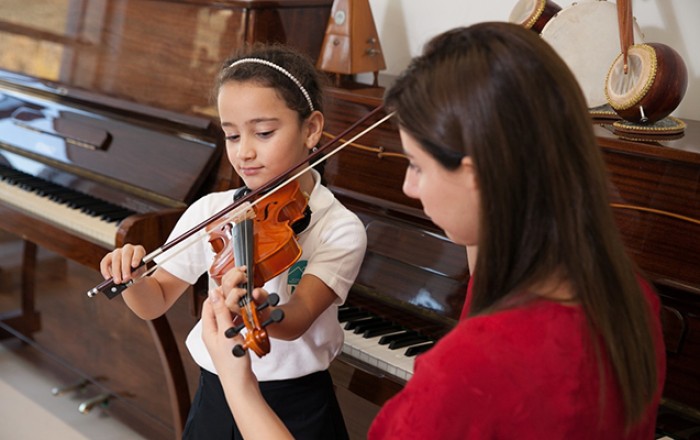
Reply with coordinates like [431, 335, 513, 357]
[316, 0, 386, 87]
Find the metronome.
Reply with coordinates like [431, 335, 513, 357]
[316, 0, 386, 86]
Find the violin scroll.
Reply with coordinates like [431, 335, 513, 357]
[228, 307, 285, 358]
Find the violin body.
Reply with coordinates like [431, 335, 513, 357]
[208, 180, 308, 286]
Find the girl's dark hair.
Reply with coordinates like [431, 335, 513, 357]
[215, 44, 329, 177]
[385, 22, 657, 429]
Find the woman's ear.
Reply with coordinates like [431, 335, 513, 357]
[461, 156, 479, 190]
[304, 111, 325, 150]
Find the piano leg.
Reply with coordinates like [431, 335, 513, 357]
[147, 316, 191, 439]
[0, 240, 41, 339]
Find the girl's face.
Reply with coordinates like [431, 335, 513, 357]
[218, 81, 321, 190]
[400, 129, 480, 246]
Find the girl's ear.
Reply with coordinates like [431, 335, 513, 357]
[303, 111, 325, 150]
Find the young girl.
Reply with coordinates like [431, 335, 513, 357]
[99, 44, 366, 439]
[200, 22, 666, 439]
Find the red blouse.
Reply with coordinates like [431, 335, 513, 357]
[368, 278, 665, 439]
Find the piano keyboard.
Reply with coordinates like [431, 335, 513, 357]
[0, 165, 134, 248]
[339, 305, 436, 381]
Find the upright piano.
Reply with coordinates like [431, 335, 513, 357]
[0, 1, 333, 439]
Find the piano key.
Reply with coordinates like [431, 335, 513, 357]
[379, 330, 420, 345]
[0, 171, 119, 248]
[344, 316, 382, 331]
[388, 335, 432, 350]
[352, 319, 397, 334]
[342, 327, 417, 381]
[362, 324, 405, 338]
[404, 342, 435, 357]
[340, 306, 437, 381]
[338, 308, 372, 323]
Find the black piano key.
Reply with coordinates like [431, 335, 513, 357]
[404, 342, 435, 357]
[48, 192, 85, 203]
[338, 308, 371, 323]
[378, 330, 420, 345]
[35, 186, 65, 196]
[101, 209, 134, 222]
[353, 320, 395, 334]
[362, 324, 406, 339]
[344, 316, 382, 331]
[0, 163, 134, 222]
[388, 335, 431, 350]
[82, 204, 123, 216]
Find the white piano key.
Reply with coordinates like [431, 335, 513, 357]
[0, 179, 118, 248]
[343, 325, 429, 380]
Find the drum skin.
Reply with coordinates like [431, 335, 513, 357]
[606, 43, 688, 124]
[540, 1, 644, 108]
[509, 0, 562, 34]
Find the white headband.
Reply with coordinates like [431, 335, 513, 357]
[227, 58, 315, 112]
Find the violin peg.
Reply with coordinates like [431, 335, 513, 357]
[270, 308, 284, 323]
[261, 309, 285, 328]
[225, 323, 246, 338]
[267, 293, 280, 307]
[254, 293, 280, 312]
[232, 344, 247, 358]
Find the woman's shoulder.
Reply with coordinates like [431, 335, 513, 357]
[424, 301, 588, 374]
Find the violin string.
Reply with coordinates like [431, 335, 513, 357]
[242, 218, 255, 321]
[253, 112, 396, 208]
[118, 203, 253, 286]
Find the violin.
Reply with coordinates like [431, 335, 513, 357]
[207, 180, 309, 357]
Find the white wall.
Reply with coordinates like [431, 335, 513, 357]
[362, 0, 700, 121]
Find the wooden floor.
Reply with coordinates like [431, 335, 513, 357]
[0, 340, 149, 440]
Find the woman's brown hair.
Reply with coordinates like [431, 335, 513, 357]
[385, 22, 658, 428]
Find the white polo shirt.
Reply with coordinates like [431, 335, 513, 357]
[157, 171, 367, 380]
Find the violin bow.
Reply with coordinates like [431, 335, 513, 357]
[88, 105, 394, 299]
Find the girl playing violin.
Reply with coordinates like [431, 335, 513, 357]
[99, 44, 366, 439]
[201, 22, 666, 439]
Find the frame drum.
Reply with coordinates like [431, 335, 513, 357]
[540, 0, 644, 108]
[508, 0, 562, 34]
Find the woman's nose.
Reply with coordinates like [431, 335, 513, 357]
[402, 171, 418, 200]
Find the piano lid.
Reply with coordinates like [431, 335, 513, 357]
[0, 69, 222, 211]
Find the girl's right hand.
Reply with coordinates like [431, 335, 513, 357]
[99, 244, 147, 285]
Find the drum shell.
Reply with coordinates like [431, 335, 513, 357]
[608, 43, 688, 124]
[530, 0, 562, 34]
